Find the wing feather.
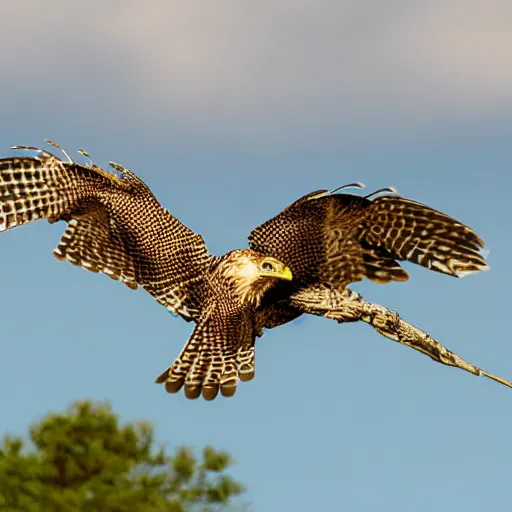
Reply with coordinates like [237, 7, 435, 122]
[360, 196, 489, 277]
[249, 189, 488, 291]
[248, 193, 368, 289]
[0, 150, 214, 321]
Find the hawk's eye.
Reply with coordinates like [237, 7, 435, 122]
[261, 262, 275, 272]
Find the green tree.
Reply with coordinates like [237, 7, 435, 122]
[0, 400, 246, 512]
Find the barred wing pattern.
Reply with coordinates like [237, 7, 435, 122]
[360, 196, 489, 278]
[156, 306, 256, 400]
[249, 190, 489, 291]
[0, 151, 96, 229]
[53, 206, 139, 290]
[0, 152, 214, 321]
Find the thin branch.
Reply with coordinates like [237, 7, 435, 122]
[295, 291, 512, 388]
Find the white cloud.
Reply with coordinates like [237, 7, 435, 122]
[1, 0, 511, 143]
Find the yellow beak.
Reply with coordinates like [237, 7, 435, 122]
[277, 266, 293, 281]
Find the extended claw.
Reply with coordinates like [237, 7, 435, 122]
[308, 182, 367, 201]
[108, 161, 127, 179]
[11, 145, 41, 151]
[77, 148, 95, 168]
[365, 186, 398, 199]
[330, 182, 366, 194]
[44, 139, 74, 164]
[11, 145, 57, 158]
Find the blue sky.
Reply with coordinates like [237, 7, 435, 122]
[1, 1, 511, 510]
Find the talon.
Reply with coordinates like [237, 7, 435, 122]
[11, 145, 39, 151]
[44, 139, 74, 164]
[330, 182, 366, 194]
[11, 145, 56, 158]
[77, 149, 95, 168]
[108, 161, 126, 180]
[109, 161, 127, 172]
[365, 186, 398, 199]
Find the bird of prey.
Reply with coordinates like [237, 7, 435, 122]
[0, 140, 509, 400]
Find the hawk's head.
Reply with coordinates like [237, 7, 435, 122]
[220, 249, 292, 306]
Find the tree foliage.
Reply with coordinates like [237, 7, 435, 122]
[0, 400, 245, 511]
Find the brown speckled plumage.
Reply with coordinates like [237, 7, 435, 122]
[249, 190, 489, 290]
[1, 141, 509, 400]
[1, 147, 212, 321]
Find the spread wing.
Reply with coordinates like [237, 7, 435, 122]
[0, 146, 214, 321]
[248, 189, 489, 291]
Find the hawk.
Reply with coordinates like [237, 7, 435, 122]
[0, 141, 509, 400]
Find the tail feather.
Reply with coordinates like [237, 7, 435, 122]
[156, 334, 200, 396]
[237, 342, 255, 382]
[361, 196, 489, 278]
[155, 319, 256, 401]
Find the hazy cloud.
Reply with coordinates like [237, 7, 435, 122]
[2, 0, 511, 143]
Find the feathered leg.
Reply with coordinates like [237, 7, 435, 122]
[292, 288, 512, 389]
